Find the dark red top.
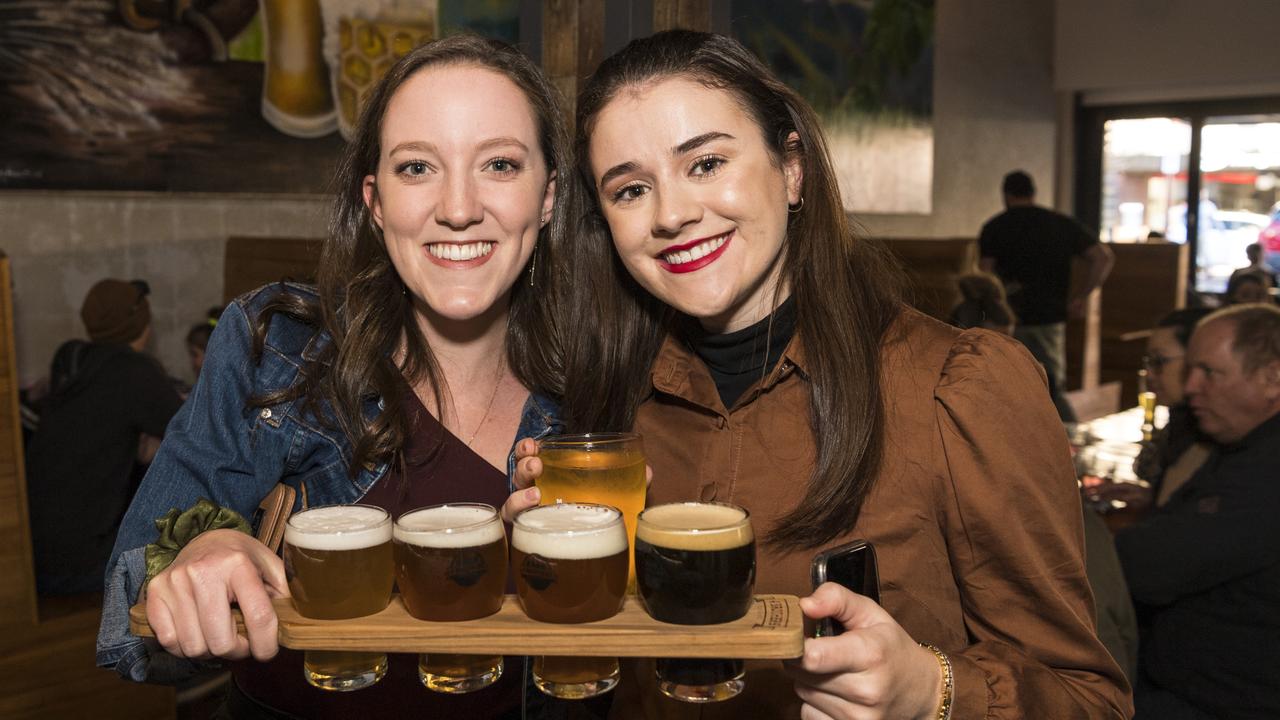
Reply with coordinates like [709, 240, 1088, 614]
[232, 384, 522, 719]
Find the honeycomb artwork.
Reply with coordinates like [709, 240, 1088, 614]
[334, 14, 436, 140]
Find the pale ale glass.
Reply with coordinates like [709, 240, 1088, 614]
[636, 502, 756, 702]
[394, 503, 507, 693]
[512, 503, 629, 699]
[284, 505, 394, 691]
[1139, 390, 1158, 442]
[537, 433, 645, 584]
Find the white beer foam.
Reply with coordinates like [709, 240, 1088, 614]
[394, 505, 504, 548]
[285, 505, 391, 551]
[637, 503, 753, 551]
[512, 503, 628, 559]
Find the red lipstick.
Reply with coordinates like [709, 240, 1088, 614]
[656, 231, 732, 274]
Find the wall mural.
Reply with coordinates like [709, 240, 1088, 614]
[731, 0, 934, 214]
[0, 0, 519, 193]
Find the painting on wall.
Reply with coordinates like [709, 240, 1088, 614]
[730, 0, 934, 214]
[0, 0, 521, 193]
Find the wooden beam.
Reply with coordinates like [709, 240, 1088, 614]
[577, 0, 606, 82]
[654, 0, 711, 32]
[543, 0, 580, 120]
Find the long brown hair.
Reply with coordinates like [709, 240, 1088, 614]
[253, 34, 570, 474]
[568, 30, 903, 551]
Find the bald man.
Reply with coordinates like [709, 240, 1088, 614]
[1117, 304, 1280, 719]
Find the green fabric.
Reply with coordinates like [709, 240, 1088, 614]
[144, 499, 252, 584]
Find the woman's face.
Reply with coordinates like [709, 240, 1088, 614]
[363, 65, 554, 323]
[1145, 326, 1187, 405]
[587, 77, 802, 333]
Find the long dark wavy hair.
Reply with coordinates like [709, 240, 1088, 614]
[567, 30, 904, 551]
[252, 34, 570, 475]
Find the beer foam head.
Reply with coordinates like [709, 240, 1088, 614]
[394, 504, 504, 548]
[285, 505, 392, 551]
[637, 502, 753, 551]
[512, 503, 627, 559]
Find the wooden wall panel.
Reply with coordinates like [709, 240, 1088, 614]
[543, 0, 580, 121]
[0, 609, 174, 720]
[653, 0, 711, 31]
[0, 257, 37, 629]
[881, 238, 977, 321]
[223, 236, 322, 304]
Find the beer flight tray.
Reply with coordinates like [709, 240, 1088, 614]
[129, 594, 805, 659]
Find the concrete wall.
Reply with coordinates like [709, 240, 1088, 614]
[1056, 0, 1280, 100]
[858, 0, 1059, 239]
[0, 194, 327, 386]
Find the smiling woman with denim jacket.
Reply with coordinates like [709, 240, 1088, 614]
[96, 34, 570, 718]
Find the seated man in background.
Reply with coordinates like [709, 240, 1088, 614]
[1117, 304, 1280, 719]
[27, 279, 183, 595]
[1228, 242, 1278, 289]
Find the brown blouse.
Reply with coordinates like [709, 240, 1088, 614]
[611, 308, 1132, 719]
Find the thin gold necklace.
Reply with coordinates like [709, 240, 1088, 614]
[464, 358, 505, 448]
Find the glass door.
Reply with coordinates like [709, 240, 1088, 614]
[1099, 117, 1191, 244]
[1196, 114, 1280, 293]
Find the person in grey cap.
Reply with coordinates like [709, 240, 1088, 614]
[26, 278, 182, 595]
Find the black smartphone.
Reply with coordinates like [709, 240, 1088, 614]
[810, 539, 879, 637]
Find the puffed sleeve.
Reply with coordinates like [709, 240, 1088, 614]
[933, 330, 1132, 719]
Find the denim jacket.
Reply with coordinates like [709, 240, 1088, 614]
[96, 283, 563, 682]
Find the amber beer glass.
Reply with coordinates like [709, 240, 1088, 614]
[537, 433, 645, 583]
[283, 505, 395, 691]
[635, 502, 756, 702]
[512, 503, 629, 699]
[394, 503, 507, 693]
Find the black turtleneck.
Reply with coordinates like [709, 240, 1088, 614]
[688, 297, 797, 409]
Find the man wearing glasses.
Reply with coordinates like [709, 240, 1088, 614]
[1118, 304, 1280, 718]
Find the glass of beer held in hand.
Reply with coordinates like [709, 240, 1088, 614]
[636, 502, 756, 702]
[284, 505, 394, 691]
[537, 433, 646, 585]
[512, 503, 629, 699]
[394, 503, 508, 693]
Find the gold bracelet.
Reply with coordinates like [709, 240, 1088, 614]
[919, 643, 954, 720]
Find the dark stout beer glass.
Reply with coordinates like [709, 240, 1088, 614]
[284, 505, 395, 691]
[635, 502, 756, 702]
[512, 503, 629, 699]
[394, 503, 507, 693]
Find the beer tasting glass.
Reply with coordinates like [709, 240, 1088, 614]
[635, 502, 756, 702]
[537, 433, 646, 585]
[512, 503, 629, 699]
[394, 503, 507, 693]
[284, 505, 395, 691]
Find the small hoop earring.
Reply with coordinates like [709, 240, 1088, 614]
[788, 197, 804, 213]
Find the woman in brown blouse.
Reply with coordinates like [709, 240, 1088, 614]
[508, 30, 1131, 719]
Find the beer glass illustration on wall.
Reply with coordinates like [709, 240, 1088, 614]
[537, 433, 646, 584]
[635, 502, 756, 702]
[283, 505, 396, 691]
[394, 503, 507, 693]
[321, 0, 438, 140]
[512, 503, 629, 699]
